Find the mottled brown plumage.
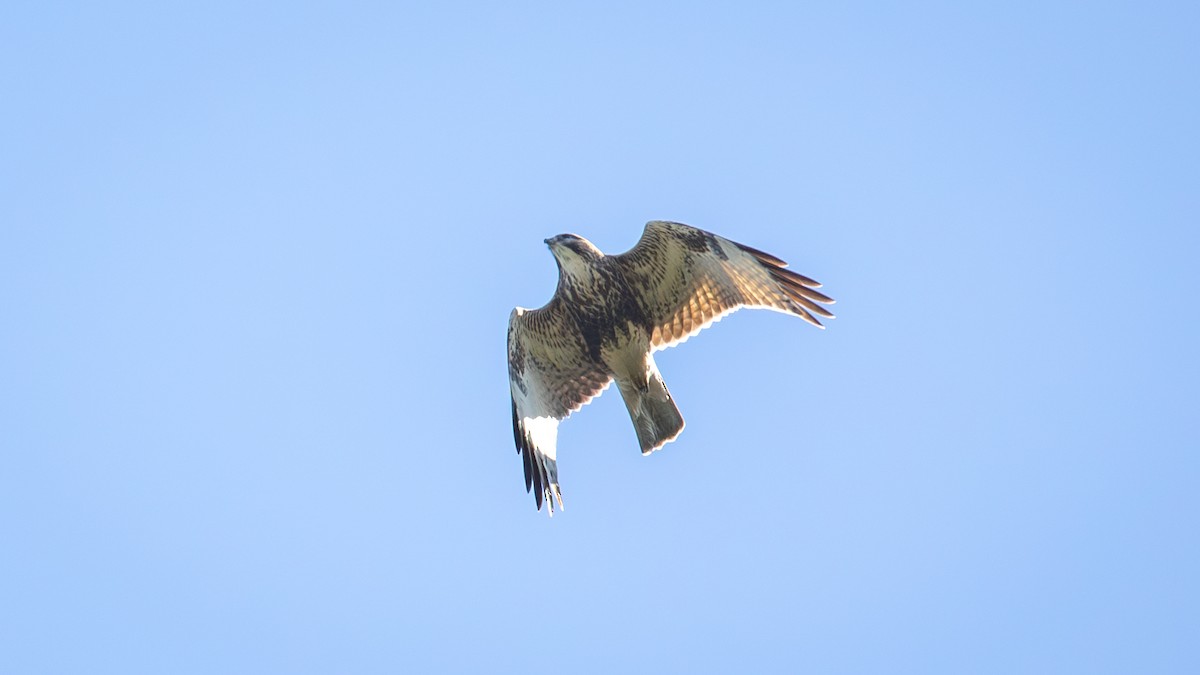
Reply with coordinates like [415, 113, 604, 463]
[507, 221, 834, 514]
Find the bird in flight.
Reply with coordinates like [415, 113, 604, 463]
[507, 220, 834, 514]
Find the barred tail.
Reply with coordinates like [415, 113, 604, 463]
[617, 371, 685, 455]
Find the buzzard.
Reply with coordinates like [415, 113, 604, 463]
[507, 220, 834, 514]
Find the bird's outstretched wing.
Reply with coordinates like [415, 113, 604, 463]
[507, 301, 612, 515]
[614, 220, 835, 350]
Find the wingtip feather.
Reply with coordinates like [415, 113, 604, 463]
[735, 241, 789, 268]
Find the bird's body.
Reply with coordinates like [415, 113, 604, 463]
[508, 221, 834, 514]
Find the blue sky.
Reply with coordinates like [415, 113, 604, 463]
[2, 2, 1197, 673]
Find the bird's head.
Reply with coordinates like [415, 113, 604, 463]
[545, 234, 603, 277]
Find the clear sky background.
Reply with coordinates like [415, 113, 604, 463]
[2, 2, 1197, 673]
